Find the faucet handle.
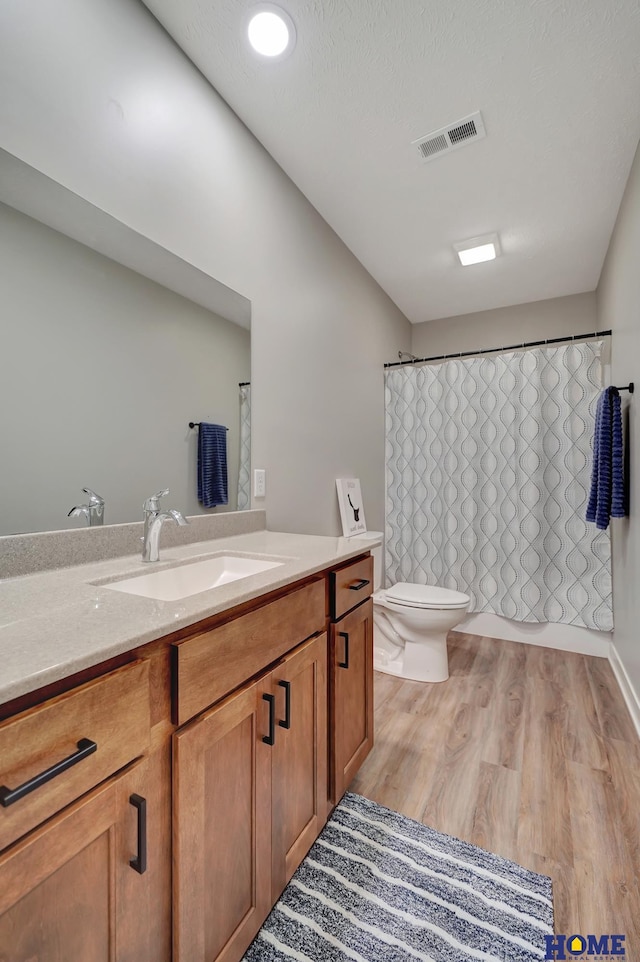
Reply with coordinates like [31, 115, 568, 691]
[82, 487, 105, 505]
[143, 488, 170, 513]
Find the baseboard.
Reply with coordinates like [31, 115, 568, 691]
[608, 644, 640, 739]
[452, 612, 611, 658]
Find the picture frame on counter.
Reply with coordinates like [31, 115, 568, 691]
[336, 478, 367, 537]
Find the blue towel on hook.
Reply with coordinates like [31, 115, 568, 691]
[586, 387, 625, 530]
[197, 423, 228, 508]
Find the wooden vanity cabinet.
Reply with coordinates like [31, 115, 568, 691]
[270, 633, 327, 900]
[0, 552, 374, 962]
[172, 577, 328, 962]
[329, 557, 374, 805]
[173, 672, 273, 962]
[173, 633, 327, 962]
[0, 766, 147, 962]
[0, 652, 171, 962]
[0, 757, 159, 962]
[0, 659, 151, 853]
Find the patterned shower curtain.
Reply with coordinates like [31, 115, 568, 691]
[237, 383, 251, 510]
[385, 341, 613, 631]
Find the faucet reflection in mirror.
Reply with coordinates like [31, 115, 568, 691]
[141, 489, 188, 562]
[67, 488, 105, 526]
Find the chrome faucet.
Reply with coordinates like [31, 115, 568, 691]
[68, 488, 105, 526]
[142, 489, 188, 562]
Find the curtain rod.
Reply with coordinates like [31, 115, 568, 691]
[384, 329, 613, 369]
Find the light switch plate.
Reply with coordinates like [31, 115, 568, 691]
[253, 468, 266, 498]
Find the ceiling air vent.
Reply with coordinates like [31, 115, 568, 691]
[412, 111, 486, 164]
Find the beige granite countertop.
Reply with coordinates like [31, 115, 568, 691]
[0, 529, 380, 706]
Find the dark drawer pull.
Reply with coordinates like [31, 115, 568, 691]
[278, 680, 291, 730]
[129, 794, 147, 875]
[262, 692, 276, 746]
[338, 632, 350, 669]
[348, 578, 370, 592]
[0, 738, 98, 808]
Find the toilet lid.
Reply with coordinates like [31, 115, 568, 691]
[385, 582, 470, 609]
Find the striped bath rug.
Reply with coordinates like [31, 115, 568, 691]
[243, 792, 553, 962]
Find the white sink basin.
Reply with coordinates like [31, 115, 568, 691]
[102, 554, 285, 602]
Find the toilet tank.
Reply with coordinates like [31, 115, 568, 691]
[359, 531, 384, 590]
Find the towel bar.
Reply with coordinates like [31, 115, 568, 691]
[188, 422, 229, 429]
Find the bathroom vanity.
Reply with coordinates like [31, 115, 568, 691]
[0, 527, 375, 962]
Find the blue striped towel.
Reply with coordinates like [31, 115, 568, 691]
[197, 423, 228, 508]
[586, 387, 625, 530]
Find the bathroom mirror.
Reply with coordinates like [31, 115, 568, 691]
[0, 198, 252, 536]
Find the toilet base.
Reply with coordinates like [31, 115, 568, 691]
[374, 635, 449, 683]
[373, 589, 470, 684]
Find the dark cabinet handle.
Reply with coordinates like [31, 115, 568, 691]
[262, 692, 276, 746]
[338, 632, 350, 669]
[129, 794, 147, 875]
[348, 578, 370, 591]
[278, 680, 291, 729]
[0, 738, 97, 808]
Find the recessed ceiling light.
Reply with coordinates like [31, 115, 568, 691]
[454, 233, 501, 266]
[247, 4, 296, 59]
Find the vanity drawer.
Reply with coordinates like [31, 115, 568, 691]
[0, 659, 150, 852]
[173, 578, 326, 725]
[330, 554, 374, 621]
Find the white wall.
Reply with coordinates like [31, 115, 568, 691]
[0, 0, 410, 536]
[0, 202, 250, 535]
[598, 140, 640, 702]
[411, 292, 597, 358]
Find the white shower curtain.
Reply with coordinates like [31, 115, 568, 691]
[237, 383, 251, 510]
[385, 341, 613, 631]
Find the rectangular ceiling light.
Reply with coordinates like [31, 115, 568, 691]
[454, 232, 500, 266]
[458, 243, 496, 265]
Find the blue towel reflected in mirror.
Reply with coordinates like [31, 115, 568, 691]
[197, 422, 228, 508]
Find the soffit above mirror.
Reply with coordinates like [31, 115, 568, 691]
[0, 148, 251, 330]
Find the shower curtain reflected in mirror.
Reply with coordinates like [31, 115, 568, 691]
[237, 382, 251, 510]
[385, 340, 612, 631]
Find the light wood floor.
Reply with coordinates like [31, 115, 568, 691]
[350, 634, 640, 952]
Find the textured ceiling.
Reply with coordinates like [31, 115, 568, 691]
[142, 0, 640, 323]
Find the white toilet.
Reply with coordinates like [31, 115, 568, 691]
[361, 532, 470, 683]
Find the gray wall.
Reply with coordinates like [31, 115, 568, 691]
[411, 292, 597, 358]
[0, 0, 411, 537]
[598, 140, 640, 698]
[0, 202, 250, 535]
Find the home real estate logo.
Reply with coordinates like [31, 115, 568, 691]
[544, 933, 626, 960]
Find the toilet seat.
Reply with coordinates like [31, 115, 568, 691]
[383, 582, 470, 610]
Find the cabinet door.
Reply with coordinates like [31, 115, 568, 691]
[271, 633, 327, 900]
[0, 761, 153, 962]
[118, 750, 172, 962]
[330, 598, 374, 804]
[173, 676, 272, 962]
